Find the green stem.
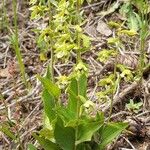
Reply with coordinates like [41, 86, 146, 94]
[12, 0, 27, 87]
[51, 47, 54, 83]
[48, 0, 54, 83]
[108, 56, 117, 122]
[75, 1, 82, 147]
[76, 0, 81, 63]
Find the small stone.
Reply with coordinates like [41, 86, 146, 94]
[96, 20, 112, 36]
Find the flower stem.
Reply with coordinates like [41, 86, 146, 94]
[48, 0, 54, 83]
[76, 0, 81, 63]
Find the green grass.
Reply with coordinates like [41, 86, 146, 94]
[12, 0, 27, 87]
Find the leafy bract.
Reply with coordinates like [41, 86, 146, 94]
[27, 144, 37, 150]
[99, 122, 128, 150]
[38, 76, 60, 98]
[42, 89, 56, 123]
[54, 118, 75, 150]
[76, 120, 103, 145]
[33, 133, 60, 150]
[67, 73, 87, 119]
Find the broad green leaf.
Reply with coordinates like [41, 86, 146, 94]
[68, 77, 82, 112]
[127, 12, 139, 31]
[67, 74, 87, 119]
[42, 89, 56, 122]
[78, 73, 87, 98]
[54, 118, 75, 150]
[99, 122, 128, 150]
[67, 87, 81, 120]
[38, 76, 60, 98]
[76, 120, 103, 145]
[76, 142, 98, 150]
[33, 133, 60, 150]
[57, 106, 78, 124]
[27, 144, 37, 150]
[68, 78, 78, 111]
